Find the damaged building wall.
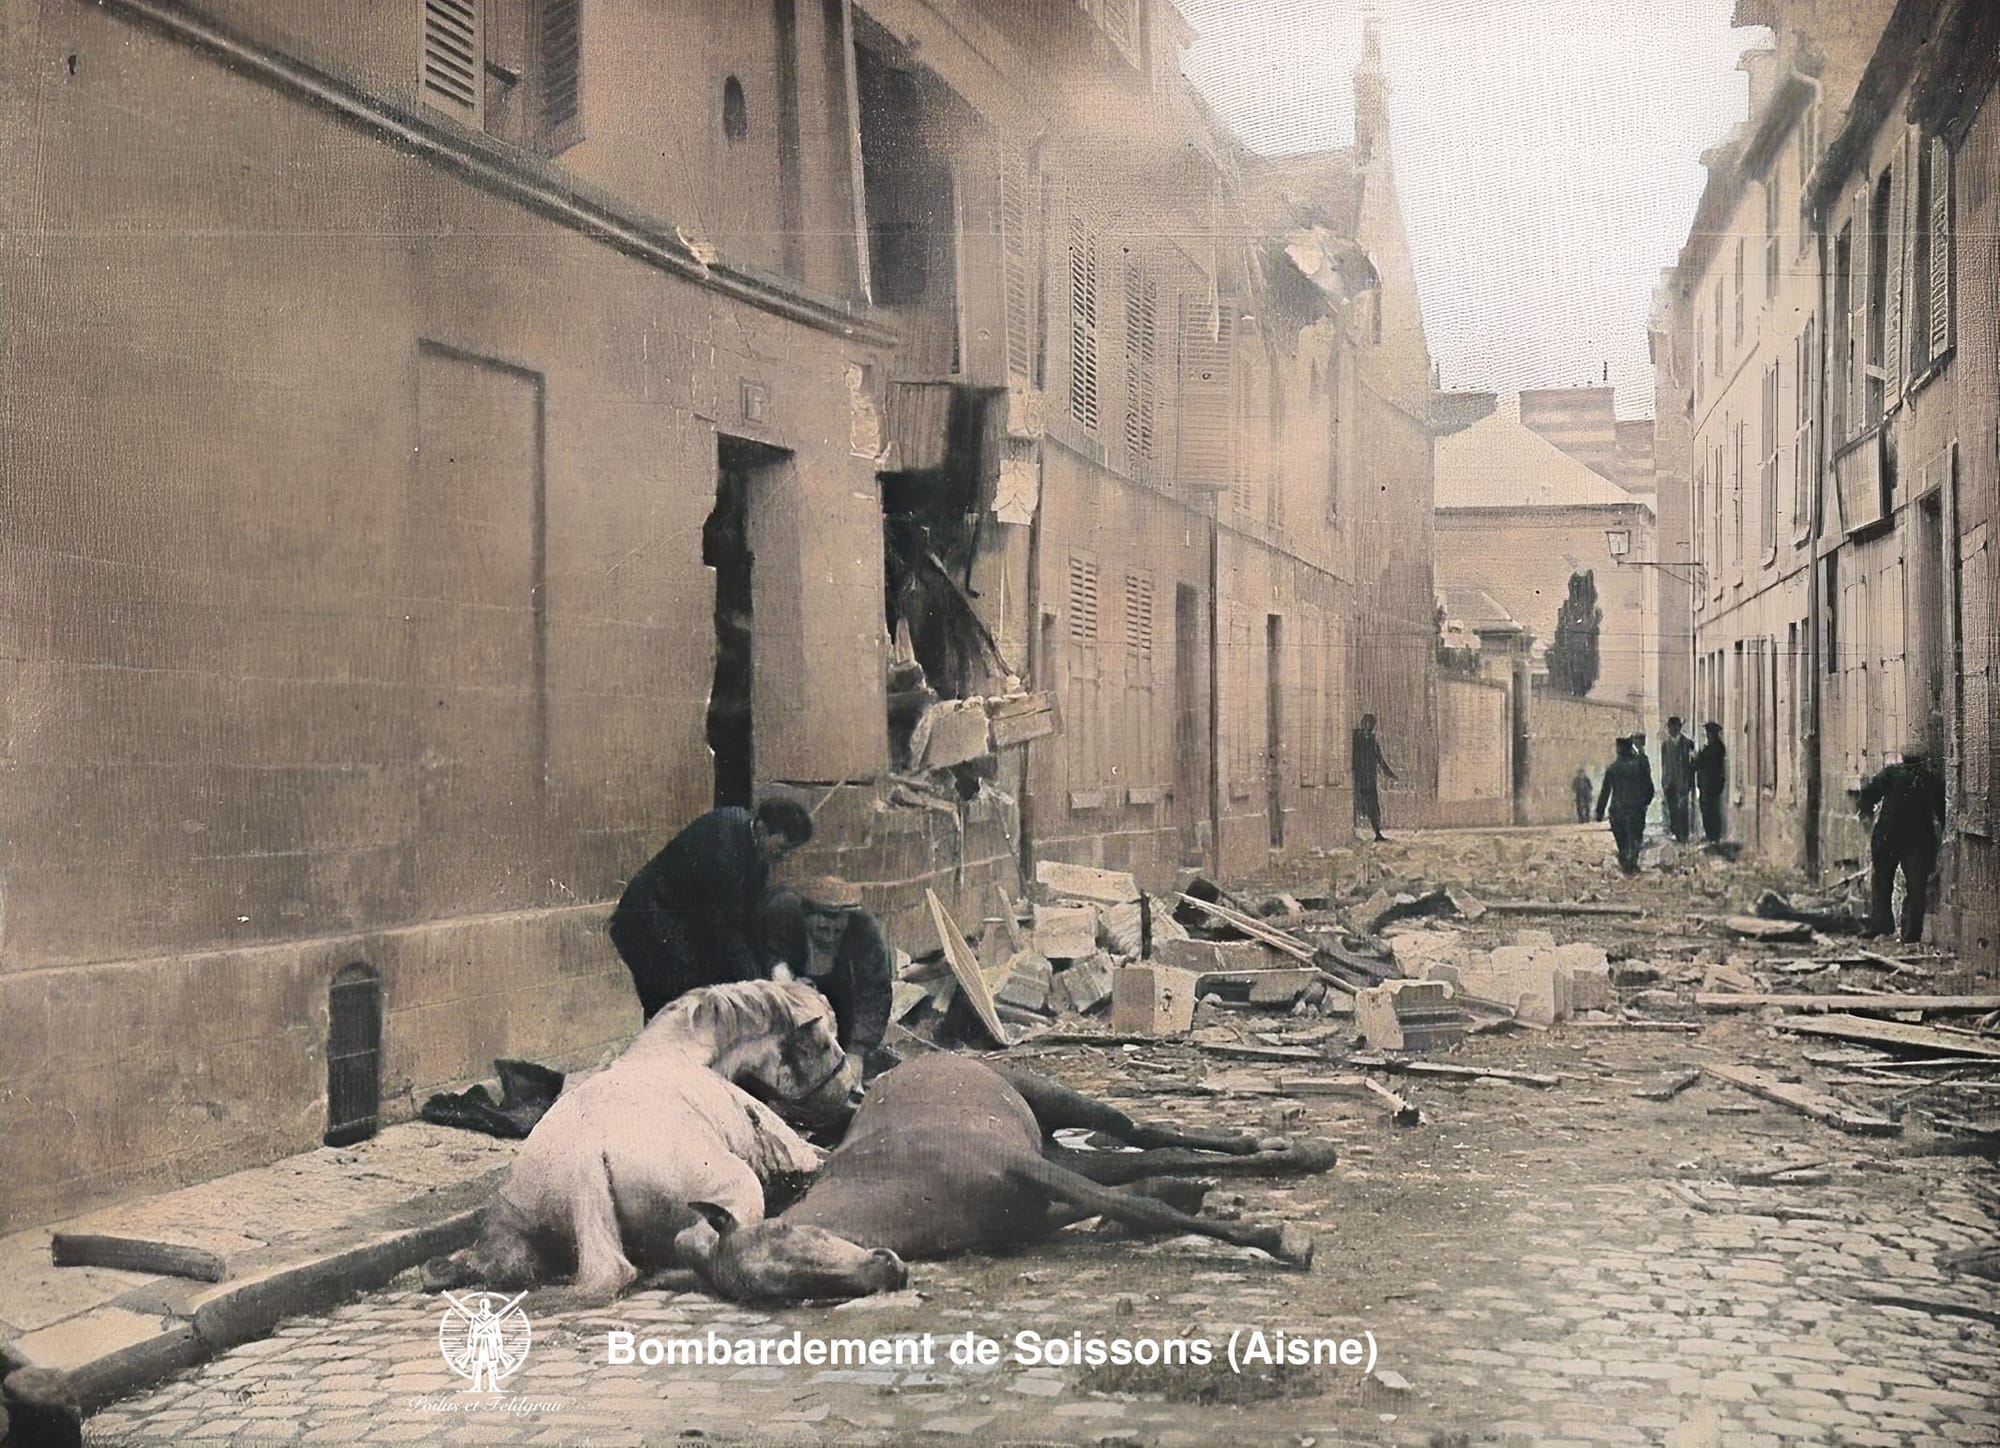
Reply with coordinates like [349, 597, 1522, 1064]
[0, 0, 893, 1228]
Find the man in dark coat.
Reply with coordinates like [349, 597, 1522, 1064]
[1693, 721, 1727, 845]
[1571, 766, 1594, 823]
[1351, 713, 1398, 841]
[1595, 736, 1656, 875]
[1858, 744, 1948, 943]
[757, 886, 895, 1072]
[608, 797, 815, 1021]
[1660, 716, 1696, 843]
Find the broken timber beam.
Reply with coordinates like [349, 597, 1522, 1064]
[1345, 1056, 1560, 1088]
[1174, 893, 1316, 964]
[1699, 1063, 1900, 1136]
[1363, 1078, 1424, 1126]
[1633, 1069, 1702, 1101]
[1775, 1014, 2000, 1060]
[1698, 993, 2000, 1016]
[1480, 900, 1646, 917]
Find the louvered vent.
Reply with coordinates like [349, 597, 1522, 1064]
[1067, 557, 1100, 643]
[1068, 213, 1100, 430]
[421, 0, 483, 125]
[1124, 264, 1158, 472]
[540, 0, 582, 147]
[1002, 157, 1034, 380]
[1124, 574, 1154, 669]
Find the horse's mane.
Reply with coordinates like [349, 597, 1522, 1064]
[639, 978, 823, 1057]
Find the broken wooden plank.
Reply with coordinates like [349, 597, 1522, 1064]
[1193, 1041, 1325, 1063]
[1174, 893, 1317, 964]
[49, 1233, 232, 1282]
[1775, 1014, 2000, 1060]
[1700, 1063, 1900, 1136]
[1571, 1019, 1702, 1034]
[1633, 1069, 1702, 1101]
[928, 889, 1012, 1047]
[1480, 900, 1646, 917]
[1345, 1056, 1560, 1088]
[988, 691, 1060, 749]
[1697, 993, 2000, 1015]
[1274, 1074, 1374, 1097]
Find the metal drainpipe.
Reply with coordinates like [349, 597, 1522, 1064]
[1804, 118, 1828, 881]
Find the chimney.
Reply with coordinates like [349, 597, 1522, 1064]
[1354, 13, 1387, 159]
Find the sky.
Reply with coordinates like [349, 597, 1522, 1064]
[1177, 0, 1765, 419]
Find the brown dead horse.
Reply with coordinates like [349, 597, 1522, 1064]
[675, 1054, 1334, 1303]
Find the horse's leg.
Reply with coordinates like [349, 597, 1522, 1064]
[1038, 1175, 1215, 1233]
[1004, 1157, 1313, 1267]
[993, 1066, 1262, 1155]
[1042, 1140, 1339, 1186]
[567, 1155, 641, 1304]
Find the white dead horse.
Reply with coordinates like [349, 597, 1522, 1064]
[440, 978, 898, 1303]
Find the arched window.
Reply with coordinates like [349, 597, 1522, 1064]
[326, 962, 382, 1147]
[722, 76, 748, 142]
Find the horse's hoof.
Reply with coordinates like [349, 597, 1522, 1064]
[1272, 1227, 1315, 1268]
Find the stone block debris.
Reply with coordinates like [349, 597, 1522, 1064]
[1108, 964, 1203, 1036]
[1353, 979, 1468, 1052]
[1031, 904, 1100, 961]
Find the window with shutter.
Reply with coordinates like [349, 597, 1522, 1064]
[1734, 238, 1746, 344]
[1929, 136, 1951, 362]
[421, 0, 484, 126]
[1001, 156, 1035, 382]
[1068, 212, 1100, 430]
[1760, 363, 1778, 556]
[1066, 554, 1102, 794]
[1067, 556, 1100, 644]
[1123, 573, 1154, 680]
[1176, 289, 1233, 488]
[1765, 173, 1780, 299]
[538, 0, 583, 152]
[1124, 263, 1159, 477]
[1793, 318, 1815, 536]
[1961, 527, 1992, 836]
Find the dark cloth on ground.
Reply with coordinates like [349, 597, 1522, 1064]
[421, 1059, 567, 1139]
[610, 806, 772, 1021]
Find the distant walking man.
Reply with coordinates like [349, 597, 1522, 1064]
[1595, 736, 1655, 876]
[1693, 721, 1728, 845]
[1858, 743, 1947, 943]
[608, 796, 815, 1021]
[1660, 716, 1696, 843]
[1351, 714, 1398, 841]
[1571, 766, 1594, 823]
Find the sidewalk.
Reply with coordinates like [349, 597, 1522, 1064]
[0, 1124, 516, 1413]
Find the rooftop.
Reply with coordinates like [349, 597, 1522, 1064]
[1435, 397, 1651, 512]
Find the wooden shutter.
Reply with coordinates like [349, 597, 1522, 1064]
[1176, 289, 1233, 487]
[1067, 212, 1100, 430]
[1962, 527, 1992, 836]
[1066, 555, 1102, 791]
[538, 0, 583, 151]
[1930, 136, 1952, 360]
[420, 0, 484, 126]
[1123, 572, 1155, 788]
[1001, 156, 1035, 382]
[1124, 263, 1159, 477]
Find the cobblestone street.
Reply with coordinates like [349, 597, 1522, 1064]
[84, 828, 2000, 1447]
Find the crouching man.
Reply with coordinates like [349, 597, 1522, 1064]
[757, 883, 896, 1083]
[608, 796, 815, 1022]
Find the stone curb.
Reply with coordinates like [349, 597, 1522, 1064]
[4, 1207, 487, 1416]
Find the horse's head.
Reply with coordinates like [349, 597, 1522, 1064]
[675, 1202, 906, 1305]
[674, 979, 857, 1106]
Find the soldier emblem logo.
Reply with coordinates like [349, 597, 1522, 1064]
[438, 1290, 532, 1392]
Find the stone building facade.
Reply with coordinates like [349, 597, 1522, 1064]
[0, 0, 1436, 1227]
[1658, 0, 1995, 949]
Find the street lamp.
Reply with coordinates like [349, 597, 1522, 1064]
[1605, 527, 1703, 588]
